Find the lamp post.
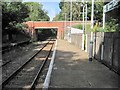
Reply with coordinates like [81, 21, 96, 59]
[89, 0, 94, 61]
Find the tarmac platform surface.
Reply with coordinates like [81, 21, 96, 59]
[49, 39, 119, 88]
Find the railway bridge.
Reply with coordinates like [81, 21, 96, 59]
[25, 21, 88, 40]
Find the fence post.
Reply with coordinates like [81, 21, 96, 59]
[85, 34, 87, 52]
[101, 32, 104, 61]
[93, 32, 96, 58]
[82, 34, 85, 50]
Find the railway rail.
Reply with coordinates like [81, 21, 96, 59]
[1, 39, 55, 89]
[1, 40, 50, 83]
[0, 60, 11, 68]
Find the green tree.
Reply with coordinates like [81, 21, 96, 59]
[2, 2, 29, 30]
[38, 9, 50, 21]
[53, 0, 103, 22]
[87, 1, 103, 21]
[2, 2, 50, 41]
[2, 2, 29, 40]
[24, 2, 50, 21]
[53, 1, 83, 21]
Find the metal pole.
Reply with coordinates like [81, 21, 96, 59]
[89, 0, 94, 61]
[83, 2, 85, 32]
[85, 1, 87, 52]
[85, 1, 87, 28]
[101, 6, 105, 61]
[82, 0, 85, 50]
[64, 13, 67, 40]
[103, 6, 105, 29]
[69, 0, 72, 43]
[32, 21, 34, 41]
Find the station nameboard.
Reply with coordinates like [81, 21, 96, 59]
[103, 0, 119, 13]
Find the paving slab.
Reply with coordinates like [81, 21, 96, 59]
[49, 39, 119, 89]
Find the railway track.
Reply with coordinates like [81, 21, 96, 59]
[1, 40, 48, 68]
[0, 60, 11, 68]
[2, 39, 55, 89]
[2, 40, 50, 84]
[1, 40, 30, 54]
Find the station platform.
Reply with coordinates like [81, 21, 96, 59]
[49, 39, 119, 89]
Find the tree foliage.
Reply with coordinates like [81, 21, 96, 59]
[2, 2, 29, 32]
[53, 0, 103, 22]
[2, 2, 50, 31]
[2, 2, 50, 41]
[24, 2, 50, 21]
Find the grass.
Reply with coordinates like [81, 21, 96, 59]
[72, 24, 83, 30]
[72, 23, 92, 32]
[72, 23, 117, 32]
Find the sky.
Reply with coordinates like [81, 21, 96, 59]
[23, 0, 61, 21]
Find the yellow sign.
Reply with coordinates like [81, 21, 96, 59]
[93, 22, 98, 32]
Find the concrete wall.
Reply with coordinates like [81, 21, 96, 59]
[94, 32, 120, 74]
[69, 32, 90, 53]
[71, 34, 82, 49]
[86, 32, 91, 53]
[94, 32, 104, 60]
[69, 32, 120, 74]
[105, 32, 119, 72]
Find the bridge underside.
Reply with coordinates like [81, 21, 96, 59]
[35, 28, 57, 41]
